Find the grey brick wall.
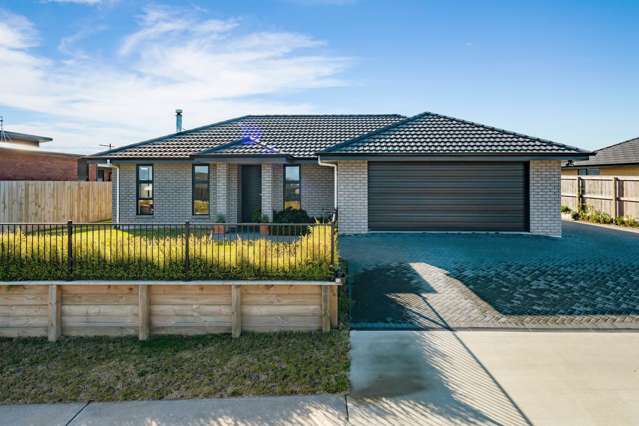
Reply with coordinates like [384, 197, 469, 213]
[215, 163, 228, 221]
[337, 160, 368, 234]
[261, 164, 333, 219]
[301, 164, 334, 218]
[529, 160, 562, 237]
[215, 163, 239, 223]
[114, 162, 216, 223]
[261, 164, 273, 221]
[271, 165, 283, 213]
[112, 160, 562, 237]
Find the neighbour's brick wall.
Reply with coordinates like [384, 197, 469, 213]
[114, 162, 216, 223]
[529, 160, 562, 237]
[337, 160, 368, 234]
[0, 148, 80, 180]
[301, 164, 334, 218]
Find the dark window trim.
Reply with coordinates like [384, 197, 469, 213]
[578, 167, 601, 176]
[192, 164, 210, 216]
[136, 164, 154, 216]
[283, 164, 301, 210]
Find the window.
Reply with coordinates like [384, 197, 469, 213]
[578, 168, 601, 176]
[97, 168, 105, 182]
[192, 164, 209, 215]
[136, 165, 153, 215]
[284, 165, 301, 209]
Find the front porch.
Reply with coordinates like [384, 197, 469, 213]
[216, 162, 334, 223]
[113, 162, 334, 224]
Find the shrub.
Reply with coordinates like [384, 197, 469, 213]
[273, 207, 312, 224]
[250, 209, 270, 223]
[573, 206, 639, 228]
[560, 205, 571, 213]
[614, 215, 639, 228]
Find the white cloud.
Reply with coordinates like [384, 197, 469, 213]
[0, 10, 38, 49]
[119, 5, 239, 55]
[0, 6, 350, 154]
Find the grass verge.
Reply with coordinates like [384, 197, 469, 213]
[0, 331, 349, 404]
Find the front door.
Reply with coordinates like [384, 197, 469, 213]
[241, 165, 262, 222]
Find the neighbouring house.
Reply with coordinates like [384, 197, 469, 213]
[0, 129, 109, 181]
[78, 159, 113, 181]
[90, 112, 590, 237]
[562, 136, 639, 176]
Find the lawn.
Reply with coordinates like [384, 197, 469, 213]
[0, 331, 350, 403]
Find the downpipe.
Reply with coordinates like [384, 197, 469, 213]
[97, 160, 119, 224]
[317, 156, 337, 212]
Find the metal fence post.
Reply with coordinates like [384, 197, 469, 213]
[184, 221, 190, 279]
[330, 220, 335, 267]
[66, 220, 73, 280]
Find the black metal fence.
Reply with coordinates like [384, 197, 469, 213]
[0, 221, 336, 281]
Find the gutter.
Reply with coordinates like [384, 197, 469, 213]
[97, 160, 119, 224]
[317, 155, 337, 210]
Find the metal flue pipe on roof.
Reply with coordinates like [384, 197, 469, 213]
[176, 109, 183, 132]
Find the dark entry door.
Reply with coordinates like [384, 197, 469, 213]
[241, 165, 262, 222]
[368, 162, 528, 231]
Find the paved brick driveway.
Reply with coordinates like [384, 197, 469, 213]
[341, 222, 639, 330]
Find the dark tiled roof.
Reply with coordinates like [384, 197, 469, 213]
[94, 115, 405, 159]
[321, 112, 588, 156]
[571, 137, 639, 167]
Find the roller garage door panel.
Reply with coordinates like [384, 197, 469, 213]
[368, 162, 528, 231]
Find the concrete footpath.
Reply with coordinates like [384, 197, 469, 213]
[3, 330, 639, 426]
[0, 395, 347, 426]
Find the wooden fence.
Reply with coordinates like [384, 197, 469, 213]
[561, 176, 639, 219]
[0, 181, 111, 223]
[0, 281, 340, 339]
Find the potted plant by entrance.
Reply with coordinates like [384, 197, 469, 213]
[251, 209, 270, 235]
[259, 215, 270, 236]
[213, 214, 226, 234]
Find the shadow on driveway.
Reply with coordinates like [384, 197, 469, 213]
[343, 222, 639, 329]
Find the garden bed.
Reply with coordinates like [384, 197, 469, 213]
[0, 222, 336, 281]
[0, 331, 350, 403]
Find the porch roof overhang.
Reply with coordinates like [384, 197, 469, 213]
[87, 154, 321, 165]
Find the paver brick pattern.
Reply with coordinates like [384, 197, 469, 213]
[342, 222, 639, 330]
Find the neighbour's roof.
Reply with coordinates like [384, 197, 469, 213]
[569, 137, 639, 167]
[320, 112, 589, 156]
[92, 115, 405, 160]
[0, 146, 82, 158]
[0, 130, 53, 144]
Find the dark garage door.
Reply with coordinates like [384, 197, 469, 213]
[368, 162, 528, 231]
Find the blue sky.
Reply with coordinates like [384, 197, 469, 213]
[0, 0, 637, 153]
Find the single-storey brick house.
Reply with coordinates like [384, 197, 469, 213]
[562, 136, 639, 177]
[91, 112, 590, 237]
